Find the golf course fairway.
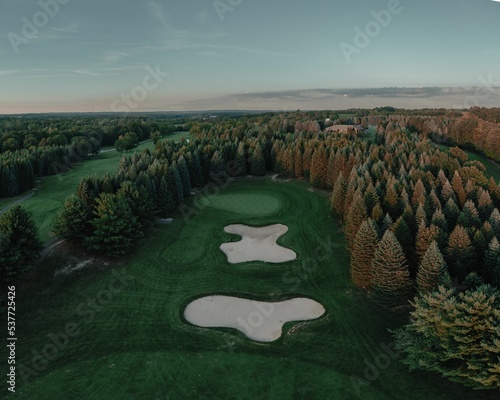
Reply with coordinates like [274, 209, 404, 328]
[7, 179, 495, 400]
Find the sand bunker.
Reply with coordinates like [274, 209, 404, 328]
[184, 296, 325, 342]
[220, 224, 297, 264]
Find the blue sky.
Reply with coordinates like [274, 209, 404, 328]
[0, 0, 499, 113]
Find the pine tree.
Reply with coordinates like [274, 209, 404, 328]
[489, 208, 500, 238]
[236, 142, 247, 176]
[167, 164, 183, 206]
[351, 219, 379, 290]
[457, 200, 481, 230]
[53, 195, 92, 239]
[310, 145, 328, 187]
[440, 180, 455, 204]
[478, 190, 494, 222]
[0, 206, 43, 282]
[446, 225, 475, 280]
[484, 238, 500, 287]
[415, 223, 440, 264]
[250, 142, 266, 176]
[84, 193, 143, 257]
[415, 203, 427, 229]
[345, 193, 368, 250]
[177, 156, 192, 197]
[158, 176, 175, 215]
[392, 217, 415, 275]
[411, 179, 426, 206]
[394, 285, 500, 389]
[451, 170, 466, 206]
[293, 147, 303, 178]
[371, 230, 413, 308]
[330, 172, 346, 220]
[210, 151, 226, 177]
[384, 184, 401, 219]
[443, 198, 460, 228]
[417, 241, 447, 293]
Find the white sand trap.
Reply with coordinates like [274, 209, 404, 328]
[220, 224, 297, 264]
[184, 296, 325, 342]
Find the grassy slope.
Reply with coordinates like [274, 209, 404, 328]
[2, 133, 189, 242]
[5, 179, 494, 400]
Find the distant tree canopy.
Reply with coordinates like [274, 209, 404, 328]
[115, 132, 139, 152]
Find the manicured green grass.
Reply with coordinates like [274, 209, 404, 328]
[206, 192, 281, 215]
[165, 131, 190, 142]
[5, 179, 494, 399]
[437, 144, 500, 183]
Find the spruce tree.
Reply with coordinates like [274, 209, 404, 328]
[484, 238, 500, 287]
[330, 172, 346, 220]
[84, 193, 143, 257]
[345, 193, 368, 250]
[53, 195, 92, 239]
[416, 241, 447, 293]
[0, 206, 43, 282]
[351, 219, 379, 290]
[250, 142, 266, 176]
[446, 225, 475, 280]
[310, 145, 328, 187]
[371, 230, 413, 308]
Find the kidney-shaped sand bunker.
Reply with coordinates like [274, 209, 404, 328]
[220, 224, 297, 264]
[184, 295, 325, 342]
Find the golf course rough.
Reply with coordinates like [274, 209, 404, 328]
[184, 296, 326, 342]
[220, 224, 297, 264]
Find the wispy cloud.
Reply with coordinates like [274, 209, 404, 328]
[101, 51, 129, 64]
[50, 22, 81, 33]
[0, 70, 18, 76]
[148, 1, 169, 27]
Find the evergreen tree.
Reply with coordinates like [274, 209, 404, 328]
[478, 190, 494, 222]
[417, 241, 447, 293]
[53, 195, 92, 239]
[310, 145, 328, 187]
[84, 193, 143, 257]
[394, 285, 500, 389]
[392, 217, 415, 275]
[371, 230, 413, 308]
[0, 206, 43, 282]
[443, 198, 460, 228]
[235, 142, 247, 176]
[351, 219, 379, 290]
[250, 142, 266, 176]
[451, 170, 466, 206]
[345, 193, 368, 250]
[446, 225, 475, 280]
[158, 176, 175, 215]
[330, 172, 347, 221]
[177, 156, 192, 197]
[484, 238, 500, 287]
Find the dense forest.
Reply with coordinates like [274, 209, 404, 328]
[1, 110, 499, 389]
